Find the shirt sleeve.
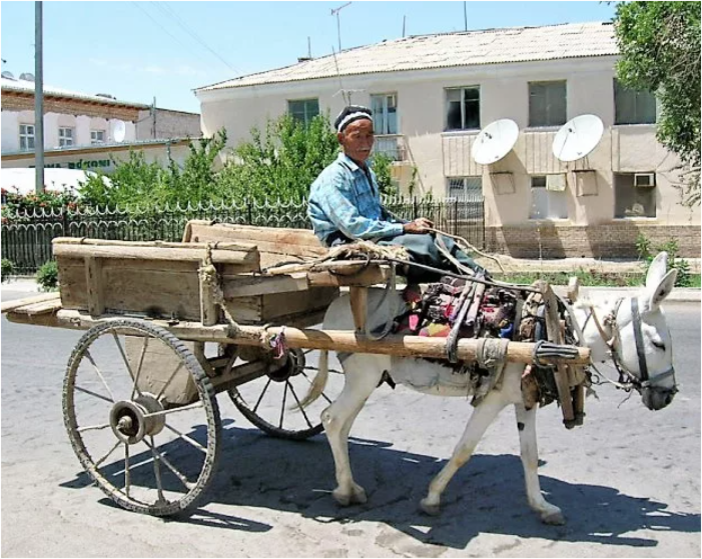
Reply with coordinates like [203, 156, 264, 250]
[319, 172, 404, 240]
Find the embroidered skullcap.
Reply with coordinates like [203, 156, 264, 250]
[334, 105, 373, 133]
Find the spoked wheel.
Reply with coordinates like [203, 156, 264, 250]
[228, 348, 343, 440]
[63, 319, 221, 516]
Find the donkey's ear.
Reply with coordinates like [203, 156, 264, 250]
[645, 268, 677, 312]
[645, 252, 668, 291]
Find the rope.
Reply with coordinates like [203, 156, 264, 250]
[427, 227, 506, 274]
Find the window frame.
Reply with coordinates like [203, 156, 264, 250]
[613, 173, 657, 219]
[445, 86, 481, 132]
[19, 124, 35, 151]
[90, 130, 106, 145]
[58, 127, 75, 147]
[613, 79, 657, 125]
[529, 175, 569, 220]
[287, 98, 320, 126]
[370, 92, 398, 135]
[528, 80, 567, 128]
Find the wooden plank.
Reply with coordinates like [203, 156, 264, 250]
[53, 242, 260, 270]
[222, 273, 310, 298]
[85, 257, 105, 316]
[185, 221, 323, 248]
[307, 264, 392, 287]
[349, 287, 368, 331]
[11, 298, 63, 316]
[1, 292, 60, 314]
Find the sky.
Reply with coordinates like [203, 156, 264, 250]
[0, 1, 617, 114]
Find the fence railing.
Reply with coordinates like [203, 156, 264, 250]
[1, 197, 484, 274]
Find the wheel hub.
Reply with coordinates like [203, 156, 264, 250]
[110, 394, 166, 444]
[267, 349, 305, 382]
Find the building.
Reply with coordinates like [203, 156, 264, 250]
[1, 74, 201, 172]
[195, 22, 700, 258]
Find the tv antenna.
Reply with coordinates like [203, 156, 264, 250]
[552, 114, 604, 162]
[472, 119, 519, 165]
[331, 2, 352, 53]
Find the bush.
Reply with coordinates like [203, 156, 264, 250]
[36, 261, 59, 291]
[1, 259, 15, 282]
[636, 234, 692, 287]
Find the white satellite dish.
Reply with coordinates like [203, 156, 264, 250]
[112, 120, 126, 143]
[472, 119, 520, 165]
[552, 114, 604, 162]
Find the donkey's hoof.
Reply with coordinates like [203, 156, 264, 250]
[333, 486, 366, 506]
[332, 488, 353, 507]
[419, 498, 441, 516]
[542, 510, 565, 525]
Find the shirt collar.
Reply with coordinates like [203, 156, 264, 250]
[338, 151, 367, 173]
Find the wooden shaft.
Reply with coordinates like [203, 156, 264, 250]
[0, 292, 60, 314]
[42, 310, 591, 365]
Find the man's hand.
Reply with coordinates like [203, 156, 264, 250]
[403, 217, 434, 234]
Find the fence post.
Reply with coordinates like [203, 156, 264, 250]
[246, 198, 253, 224]
[413, 196, 418, 220]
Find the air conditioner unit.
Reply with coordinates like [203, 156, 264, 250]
[634, 173, 655, 188]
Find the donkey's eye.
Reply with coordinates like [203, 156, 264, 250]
[652, 339, 666, 351]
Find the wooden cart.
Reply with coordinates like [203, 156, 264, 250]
[2, 220, 590, 516]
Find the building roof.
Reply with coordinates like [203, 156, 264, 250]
[1, 137, 195, 159]
[1, 76, 150, 108]
[197, 21, 618, 92]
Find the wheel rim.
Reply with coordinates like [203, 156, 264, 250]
[228, 348, 343, 440]
[63, 319, 221, 516]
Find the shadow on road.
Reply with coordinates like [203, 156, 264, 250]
[60, 420, 700, 550]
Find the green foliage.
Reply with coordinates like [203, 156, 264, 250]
[1, 187, 82, 223]
[636, 233, 692, 287]
[219, 113, 340, 200]
[614, 2, 701, 205]
[36, 261, 59, 291]
[1, 259, 15, 282]
[370, 152, 398, 196]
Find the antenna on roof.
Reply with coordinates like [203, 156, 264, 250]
[331, 47, 350, 106]
[331, 2, 352, 53]
[402, 15, 406, 38]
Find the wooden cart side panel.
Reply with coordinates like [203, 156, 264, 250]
[186, 221, 324, 248]
[224, 286, 339, 324]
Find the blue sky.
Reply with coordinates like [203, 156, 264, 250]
[1, 1, 617, 113]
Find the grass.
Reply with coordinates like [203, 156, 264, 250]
[494, 270, 701, 288]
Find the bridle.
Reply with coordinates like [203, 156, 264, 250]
[580, 296, 678, 398]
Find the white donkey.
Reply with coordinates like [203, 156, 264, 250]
[301, 252, 678, 525]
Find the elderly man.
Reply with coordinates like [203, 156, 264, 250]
[308, 105, 484, 282]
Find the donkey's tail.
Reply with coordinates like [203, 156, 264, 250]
[295, 350, 329, 409]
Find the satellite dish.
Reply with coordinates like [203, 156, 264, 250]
[552, 114, 604, 162]
[19, 72, 35, 82]
[1, 71, 15, 80]
[112, 120, 126, 143]
[472, 119, 520, 165]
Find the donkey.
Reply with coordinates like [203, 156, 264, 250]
[300, 252, 678, 525]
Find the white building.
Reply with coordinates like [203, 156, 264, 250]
[195, 22, 700, 258]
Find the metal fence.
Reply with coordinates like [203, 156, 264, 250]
[1, 197, 484, 274]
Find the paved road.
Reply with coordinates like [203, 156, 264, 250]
[1, 289, 699, 557]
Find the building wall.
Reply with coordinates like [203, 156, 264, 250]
[196, 55, 701, 257]
[1, 108, 137, 151]
[135, 108, 201, 140]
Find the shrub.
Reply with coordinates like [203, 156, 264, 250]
[1, 259, 15, 282]
[36, 261, 59, 291]
[636, 234, 692, 287]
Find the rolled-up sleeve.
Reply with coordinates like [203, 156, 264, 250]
[319, 172, 404, 240]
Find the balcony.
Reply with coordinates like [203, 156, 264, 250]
[373, 134, 407, 162]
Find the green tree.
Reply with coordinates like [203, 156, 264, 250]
[614, 1, 701, 205]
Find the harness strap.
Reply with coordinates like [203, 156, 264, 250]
[630, 297, 649, 381]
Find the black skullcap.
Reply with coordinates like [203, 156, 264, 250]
[334, 105, 373, 133]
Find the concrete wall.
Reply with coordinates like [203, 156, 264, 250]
[135, 108, 201, 140]
[1, 109, 137, 151]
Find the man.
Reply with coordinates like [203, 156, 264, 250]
[308, 105, 484, 282]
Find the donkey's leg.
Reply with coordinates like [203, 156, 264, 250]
[420, 389, 508, 515]
[322, 354, 384, 506]
[515, 403, 565, 525]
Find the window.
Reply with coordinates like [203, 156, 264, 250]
[614, 79, 656, 125]
[529, 176, 568, 219]
[90, 130, 105, 145]
[19, 124, 35, 151]
[58, 127, 74, 147]
[614, 173, 656, 218]
[448, 177, 483, 219]
[445, 87, 480, 131]
[529, 81, 567, 127]
[288, 98, 319, 126]
[371, 93, 398, 135]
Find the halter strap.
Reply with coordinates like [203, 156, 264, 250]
[631, 297, 649, 382]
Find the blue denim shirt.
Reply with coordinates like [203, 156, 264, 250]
[308, 152, 404, 245]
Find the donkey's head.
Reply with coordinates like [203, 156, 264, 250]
[610, 252, 678, 410]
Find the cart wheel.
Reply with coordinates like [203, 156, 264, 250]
[63, 319, 221, 516]
[228, 348, 341, 441]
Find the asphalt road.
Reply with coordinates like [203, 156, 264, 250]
[1, 288, 699, 558]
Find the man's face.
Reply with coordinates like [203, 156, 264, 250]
[338, 119, 374, 163]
